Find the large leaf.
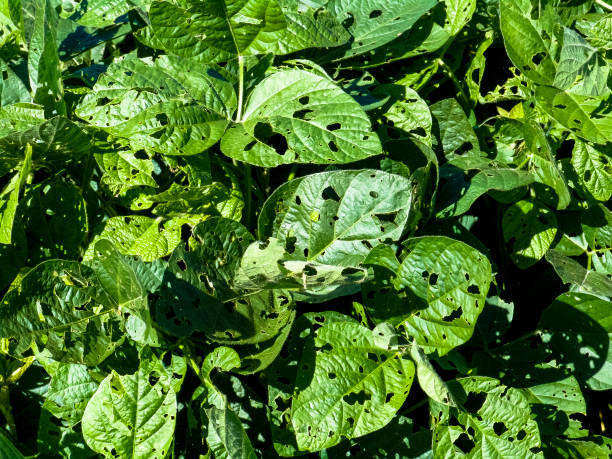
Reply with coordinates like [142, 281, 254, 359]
[42, 363, 99, 427]
[395, 236, 491, 356]
[82, 359, 177, 459]
[206, 405, 258, 459]
[76, 56, 234, 156]
[0, 260, 123, 365]
[290, 314, 415, 451]
[325, 0, 437, 60]
[502, 199, 558, 269]
[146, 0, 348, 63]
[0, 145, 31, 244]
[538, 292, 612, 391]
[554, 27, 610, 97]
[499, 0, 556, 85]
[258, 169, 412, 266]
[221, 68, 381, 166]
[0, 430, 24, 459]
[432, 376, 542, 458]
[535, 86, 612, 144]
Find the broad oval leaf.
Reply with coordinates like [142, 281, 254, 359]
[82, 364, 177, 459]
[146, 0, 348, 62]
[76, 56, 234, 156]
[259, 169, 412, 266]
[291, 314, 415, 451]
[0, 260, 123, 365]
[325, 0, 437, 60]
[220, 69, 382, 166]
[432, 376, 543, 458]
[364, 236, 492, 357]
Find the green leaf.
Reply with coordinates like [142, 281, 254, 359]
[430, 98, 481, 159]
[546, 250, 612, 299]
[436, 165, 535, 218]
[82, 359, 177, 459]
[502, 199, 558, 269]
[42, 363, 99, 426]
[37, 408, 95, 459]
[410, 340, 456, 406]
[148, 182, 229, 217]
[258, 169, 412, 267]
[0, 117, 91, 169]
[0, 144, 31, 244]
[19, 180, 88, 263]
[522, 375, 586, 418]
[325, 0, 437, 60]
[76, 56, 234, 156]
[432, 376, 542, 458]
[499, 0, 556, 85]
[0, 430, 24, 459]
[535, 86, 612, 144]
[84, 216, 186, 262]
[571, 139, 612, 202]
[233, 237, 368, 303]
[146, 0, 347, 63]
[74, 0, 151, 28]
[28, 0, 66, 116]
[291, 314, 415, 451]
[206, 405, 258, 459]
[96, 151, 158, 194]
[393, 236, 491, 357]
[538, 292, 612, 391]
[220, 68, 381, 166]
[554, 27, 610, 97]
[0, 260, 123, 365]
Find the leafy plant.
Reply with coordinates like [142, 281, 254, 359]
[0, 0, 611, 457]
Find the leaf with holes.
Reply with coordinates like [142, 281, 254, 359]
[499, 0, 556, 85]
[291, 314, 415, 451]
[82, 356, 177, 459]
[220, 68, 381, 166]
[84, 215, 187, 262]
[258, 169, 412, 267]
[571, 139, 612, 202]
[76, 56, 234, 156]
[0, 260, 124, 365]
[145, 0, 348, 63]
[432, 376, 543, 458]
[502, 199, 558, 269]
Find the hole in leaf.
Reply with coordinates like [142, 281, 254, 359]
[493, 421, 508, 436]
[327, 122, 341, 131]
[369, 10, 382, 18]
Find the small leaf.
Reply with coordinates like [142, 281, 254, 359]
[502, 199, 558, 269]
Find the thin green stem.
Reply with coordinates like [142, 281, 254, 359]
[0, 386, 16, 437]
[595, 0, 612, 11]
[403, 399, 428, 416]
[437, 58, 471, 109]
[587, 251, 592, 271]
[245, 165, 253, 228]
[235, 55, 245, 123]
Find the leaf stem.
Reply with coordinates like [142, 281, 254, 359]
[437, 58, 471, 109]
[235, 55, 245, 123]
[245, 165, 253, 228]
[595, 0, 612, 11]
[0, 386, 16, 437]
[403, 398, 428, 415]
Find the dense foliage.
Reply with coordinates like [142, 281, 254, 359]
[0, 0, 611, 457]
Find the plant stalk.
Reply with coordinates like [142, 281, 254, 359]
[595, 0, 612, 11]
[235, 55, 245, 123]
[0, 386, 16, 437]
